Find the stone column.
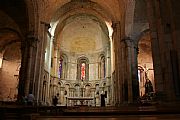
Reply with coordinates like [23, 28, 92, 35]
[124, 38, 133, 103]
[54, 47, 58, 77]
[18, 32, 38, 101]
[46, 35, 54, 105]
[32, 22, 50, 105]
[131, 42, 139, 101]
[90, 88, 95, 106]
[145, 0, 165, 96]
[26, 33, 38, 96]
[146, 0, 179, 101]
[164, 0, 180, 99]
[106, 45, 111, 80]
[169, 0, 180, 97]
[69, 88, 73, 97]
[106, 85, 111, 105]
[112, 21, 122, 105]
[60, 87, 65, 105]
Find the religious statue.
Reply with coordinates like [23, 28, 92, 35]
[144, 65, 154, 94]
[145, 78, 154, 94]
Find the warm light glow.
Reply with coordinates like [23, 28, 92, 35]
[105, 21, 113, 39]
[49, 21, 59, 36]
[0, 58, 2, 68]
[105, 21, 114, 72]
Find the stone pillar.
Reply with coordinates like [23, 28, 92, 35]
[106, 44, 112, 106]
[155, 0, 175, 101]
[69, 88, 73, 97]
[25, 33, 38, 96]
[123, 38, 133, 103]
[106, 45, 111, 80]
[106, 85, 110, 105]
[131, 42, 139, 101]
[32, 22, 50, 105]
[46, 36, 54, 105]
[91, 88, 96, 97]
[18, 32, 38, 101]
[146, 0, 165, 96]
[169, 0, 180, 98]
[60, 87, 65, 105]
[54, 47, 58, 77]
[90, 88, 96, 106]
[146, 0, 179, 101]
[112, 21, 123, 105]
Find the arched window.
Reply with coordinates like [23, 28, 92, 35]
[58, 58, 63, 78]
[99, 55, 106, 79]
[77, 57, 89, 81]
[81, 63, 85, 80]
[58, 54, 67, 79]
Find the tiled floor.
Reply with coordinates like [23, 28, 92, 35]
[37, 114, 180, 120]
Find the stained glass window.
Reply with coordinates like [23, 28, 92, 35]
[58, 58, 63, 78]
[81, 63, 85, 80]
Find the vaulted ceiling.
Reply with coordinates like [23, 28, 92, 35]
[36, 0, 125, 22]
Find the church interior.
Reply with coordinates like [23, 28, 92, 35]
[0, 0, 180, 119]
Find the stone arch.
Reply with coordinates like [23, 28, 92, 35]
[0, 0, 28, 36]
[51, 1, 114, 24]
[85, 83, 92, 88]
[100, 82, 107, 87]
[0, 27, 22, 101]
[137, 29, 154, 96]
[0, 28, 22, 52]
[53, 13, 110, 49]
[64, 83, 71, 97]
[49, 1, 115, 47]
[136, 29, 150, 44]
[95, 83, 100, 95]
[63, 82, 72, 88]
[0, 11, 22, 35]
[58, 81, 63, 86]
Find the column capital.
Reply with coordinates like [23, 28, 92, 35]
[26, 32, 39, 47]
[121, 37, 133, 47]
[112, 21, 120, 29]
[40, 21, 51, 29]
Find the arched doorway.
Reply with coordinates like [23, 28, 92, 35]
[137, 31, 155, 97]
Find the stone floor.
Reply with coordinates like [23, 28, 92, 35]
[38, 114, 180, 120]
[1, 102, 180, 119]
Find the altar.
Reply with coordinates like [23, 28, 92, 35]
[66, 97, 95, 106]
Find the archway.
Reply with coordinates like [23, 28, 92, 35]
[137, 31, 155, 97]
[0, 29, 21, 101]
[44, 1, 114, 106]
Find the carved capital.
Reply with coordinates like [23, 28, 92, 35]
[112, 21, 120, 30]
[26, 32, 38, 47]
